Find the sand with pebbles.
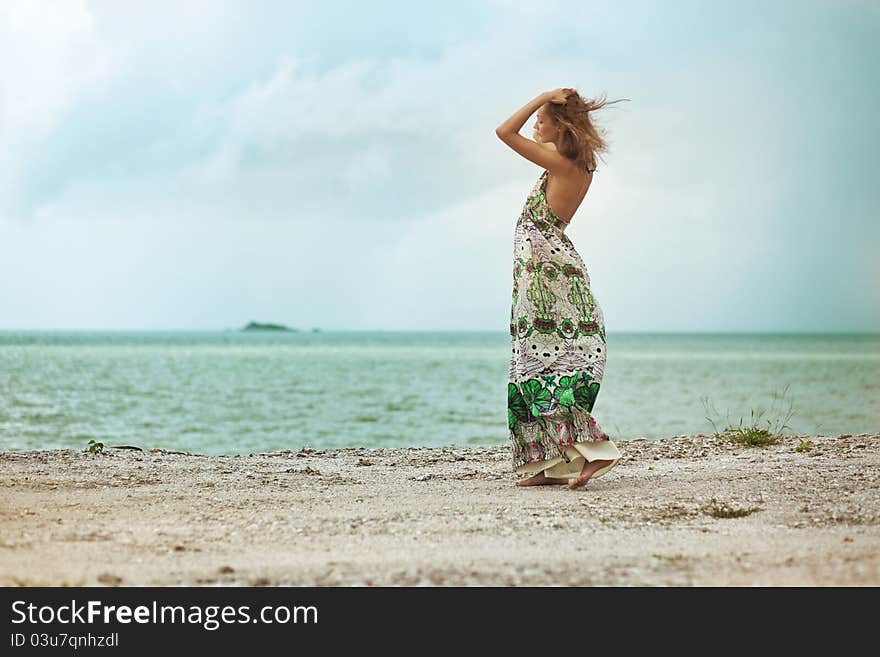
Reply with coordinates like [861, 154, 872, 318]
[1, 432, 878, 586]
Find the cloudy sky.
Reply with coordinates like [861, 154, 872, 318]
[1, 0, 877, 332]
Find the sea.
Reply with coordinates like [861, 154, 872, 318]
[0, 331, 877, 455]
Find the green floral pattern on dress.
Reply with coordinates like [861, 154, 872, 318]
[508, 169, 612, 469]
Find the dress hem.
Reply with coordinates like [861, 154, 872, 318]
[514, 438, 621, 480]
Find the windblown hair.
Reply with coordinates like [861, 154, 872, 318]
[545, 90, 630, 173]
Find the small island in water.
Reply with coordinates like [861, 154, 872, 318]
[241, 321, 298, 332]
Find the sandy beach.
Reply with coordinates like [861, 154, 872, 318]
[1, 432, 878, 587]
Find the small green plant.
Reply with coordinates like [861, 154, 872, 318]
[795, 438, 814, 453]
[87, 439, 104, 454]
[701, 383, 795, 447]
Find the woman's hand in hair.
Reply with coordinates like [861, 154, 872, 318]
[546, 88, 576, 105]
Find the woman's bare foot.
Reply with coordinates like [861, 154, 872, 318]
[568, 459, 613, 490]
[515, 471, 569, 486]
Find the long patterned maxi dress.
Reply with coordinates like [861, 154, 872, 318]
[508, 168, 621, 480]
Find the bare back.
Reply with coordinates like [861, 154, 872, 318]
[545, 163, 593, 224]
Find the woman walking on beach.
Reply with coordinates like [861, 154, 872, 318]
[496, 88, 628, 490]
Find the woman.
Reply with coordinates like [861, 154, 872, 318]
[496, 87, 629, 490]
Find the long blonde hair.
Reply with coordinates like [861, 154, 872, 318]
[547, 90, 630, 173]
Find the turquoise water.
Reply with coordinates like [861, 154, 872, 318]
[0, 331, 877, 455]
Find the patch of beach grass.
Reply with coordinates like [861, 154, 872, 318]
[13, 578, 85, 587]
[724, 425, 782, 447]
[701, 498, 760, 519]
[700, 383, 795, 447]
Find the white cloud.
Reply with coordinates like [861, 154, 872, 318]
[0, 1, 117, 210]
